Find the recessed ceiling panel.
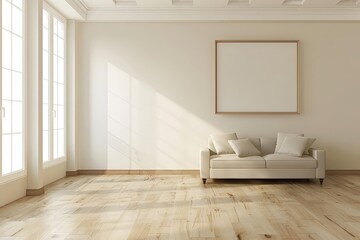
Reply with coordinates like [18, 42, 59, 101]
[227, 0, 251, 6]
[80, 0, 114, 8]
[193, 0, 229, 7]
[136, 0, 172, 7]
[337, 0, 359, 5]
[282, 0, 305, 5]
[250, 0, 284, 7]
[302, 0, 339, 7]
[172, 0, 193, 6]
[114, 0, 137, 6]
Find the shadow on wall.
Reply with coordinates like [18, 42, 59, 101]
[106, 63, 220, 170]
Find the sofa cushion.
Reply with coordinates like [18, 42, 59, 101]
[210, 133, 237, 154]
[275, 132, 304, 153]
[228, 139, 261, 157]
[264, 154, 317, 169]
[260, 137, 276, 156]
[210, 154, 265, 169]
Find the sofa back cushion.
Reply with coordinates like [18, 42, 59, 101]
[210, 133, 238, 154]
[208, 134, 275, 156]
[260, 137, 277, 156]
[208, 134, 261, 154]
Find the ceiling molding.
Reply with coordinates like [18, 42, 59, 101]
[65, 0, 88, 19]
[57, 0, 360, 21]
[83, 8, 360, 22]
[45, 0, 87, 20]
[77, 0, 89, 11]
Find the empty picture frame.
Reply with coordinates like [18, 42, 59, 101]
[215, 40, 299, 114]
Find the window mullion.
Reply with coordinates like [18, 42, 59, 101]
[49, 14, 54, 162]
[10, 0, 13, 172]
[22, 0, 26, 172]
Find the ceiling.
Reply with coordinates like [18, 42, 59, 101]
[82, 0, 359, 8]
[52, 0, 360, 21]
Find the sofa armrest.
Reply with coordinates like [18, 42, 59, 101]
[200, 148, 210, 179]
[309, 149, 326, 179]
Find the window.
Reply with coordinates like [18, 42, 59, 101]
[43, 6, 66, 163]
[43, 10, 49, 162]
[1, 0, 24, 175]
[52, 17, 65, 159]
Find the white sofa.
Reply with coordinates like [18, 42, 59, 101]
[200, 135, 326, 184]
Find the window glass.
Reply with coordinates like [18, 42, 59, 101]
[1, 0, 24, 175]
[2, 30, 11, 69]
[42, 11, 66, 162]
[12, 6, 22, 36]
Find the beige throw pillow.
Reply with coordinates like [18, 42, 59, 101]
[210, 133, 237, 154]
[228, 139, 261, 157]
[277, 136, 309, 157]
[275, 132, 304, 153]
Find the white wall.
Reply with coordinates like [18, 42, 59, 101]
[78, 22, 360, 170]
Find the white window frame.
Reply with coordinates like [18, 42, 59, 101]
[0, 0, 27, 184]
[43, 2, 66, 168]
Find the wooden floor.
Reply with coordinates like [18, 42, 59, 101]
[0, 175, 360, 240]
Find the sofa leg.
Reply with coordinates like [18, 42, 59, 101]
[202, 178, 206, 184]
[319, 179, 324, 185]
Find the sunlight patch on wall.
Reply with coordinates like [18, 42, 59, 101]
[107, 64, 131, 169]
[107, 63, 220, 170]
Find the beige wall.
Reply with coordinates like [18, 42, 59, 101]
[0, 178, 26, 207]
[78, 22, 360, 170]
[43, 162, 67, 186]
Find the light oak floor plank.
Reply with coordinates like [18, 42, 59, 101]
[0, 175, 360, 239]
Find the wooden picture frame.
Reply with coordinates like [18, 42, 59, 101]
[215, 40, 299, 114]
